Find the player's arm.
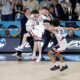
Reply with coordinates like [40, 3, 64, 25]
[63, 27, 80, 30]
[45, 12, 51, 21]
[26, 20, 34, 31]
[42, 12, 51, 21]
[63, 27, 75, 30]
[46, 25, 57, 34]
[75, 28, 80, 30]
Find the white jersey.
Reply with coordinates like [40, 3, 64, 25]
[26, 15, 48, 40]
[33, 14, 49, 33]
[26, 19, 35, 31]
[55, 26, 67, 50]
[26, 14, 48, 32]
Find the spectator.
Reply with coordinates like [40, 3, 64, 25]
[23, 0, 39, 10]
[0, 0, 7, 5]
[50, 0, 65, 20]
[0, 4, 2, 21]
[69, 0, 77, 10]
[65, 1, 78, 21]
[75, 2, 80, 20]
[39, 0, 51, 9]
[58, 0, 64, 3]
[65, 0, 70, 3]
[15, 0, 24, 21]
[49, 6, 58, 24]
[60, 1, 68, 14]
[1, 0, 14, 21]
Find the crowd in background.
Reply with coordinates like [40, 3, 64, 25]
[0, 0, 80, 21]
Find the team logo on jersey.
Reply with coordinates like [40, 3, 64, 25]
[0, 38, 6, 48]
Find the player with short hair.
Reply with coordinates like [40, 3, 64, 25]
[15, 9, 50, 62]
[48, 20, 68, 71]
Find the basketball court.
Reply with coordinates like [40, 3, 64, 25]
[0, 61, 80, 80]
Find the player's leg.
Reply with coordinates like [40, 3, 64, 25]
[13, 35, 24, 60]
[15, 33, 31, 51]
[42, 30, 51, 54]
[56, 51, 64, 63]
[31, 41, 37, 59]
[55, 50, 68, 71]
[15, 35, 34, 60]
[21, 33, 31, 47]
[36, 41, 42, 62]
[27, 37, 34, 50]
[16, 35, 23, 59]
[48, 50, 60, 71]
[48, 50, 56, 63]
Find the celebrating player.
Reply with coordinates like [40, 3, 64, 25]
[15, 9, 51, 62]
[48, 20, 68, 71]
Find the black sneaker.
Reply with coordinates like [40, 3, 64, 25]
[60, 65, 68, 71]
[50, 65, 60, 71]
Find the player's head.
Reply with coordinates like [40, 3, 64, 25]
[42, 7, 49, 11]
[40, 7, 49, 15]
[52, 19, 60, 27]
[31, 10, 39, 19]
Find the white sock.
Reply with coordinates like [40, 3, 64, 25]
[32, 52, 36, 57]
[54, 63, 58, 66]
[61, 62, 66, 66]
[39, 53, 41, 58]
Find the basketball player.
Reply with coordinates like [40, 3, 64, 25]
[48, 20, 68, 71]
[15, 9, 50, 62]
